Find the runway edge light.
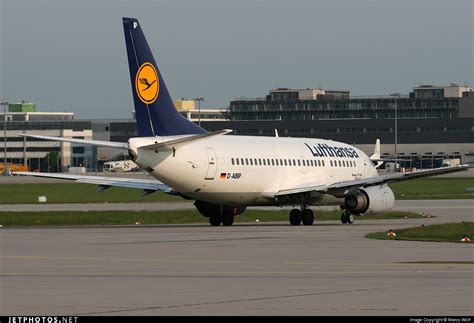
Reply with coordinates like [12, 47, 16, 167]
[460, 235, 471, 242]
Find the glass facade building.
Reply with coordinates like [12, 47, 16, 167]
[229, 86, 471, 121]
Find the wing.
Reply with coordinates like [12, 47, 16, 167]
[275, 165, 468, 199]
[12, 171, 170, 196]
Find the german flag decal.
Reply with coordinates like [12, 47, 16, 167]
[220, 173, 227, 179]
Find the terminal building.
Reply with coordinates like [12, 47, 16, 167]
[0, 102, 94, 172]
[1, 84, 473, 172]
[221, 84, 474, 168]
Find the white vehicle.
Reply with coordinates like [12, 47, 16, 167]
[103, 160, 138, 172]
[15, 18, 467, 226]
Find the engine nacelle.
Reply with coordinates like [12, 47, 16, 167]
[344, 185, 395, 215]
[194, 200, 247, 217]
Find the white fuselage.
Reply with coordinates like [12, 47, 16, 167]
[129, 135, 379, 206]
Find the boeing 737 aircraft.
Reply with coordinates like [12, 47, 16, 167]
[15, 17, 467, 226]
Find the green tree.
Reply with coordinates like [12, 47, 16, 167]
[47, 151, 60, 173]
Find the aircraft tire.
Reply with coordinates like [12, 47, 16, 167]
[301, 209, 314, 225]
[209, 214, 222, 226]
[289, 209, 302, 225]
[221, 213, 234, 226]
[347, 213, 354, 224]
[341, 213, 348, 224]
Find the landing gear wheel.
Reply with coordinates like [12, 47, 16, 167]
[289, 209, 302, 225]
[301, 209, 314, 226]
[209, 214, 221, 226]
[341, 212, 354, 224]
[221, 213, 234, 226]
[347, 213, 354, 224]
[341, 213, 347, 224]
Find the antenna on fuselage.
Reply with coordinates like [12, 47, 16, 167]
[275, 129, 279, 137]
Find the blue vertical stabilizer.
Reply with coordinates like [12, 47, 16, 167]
[122, 17, 207, 137]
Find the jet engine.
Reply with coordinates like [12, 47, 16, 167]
[344, 185, 395, 215]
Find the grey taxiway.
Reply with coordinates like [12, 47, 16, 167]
[0, 199, 473, 316]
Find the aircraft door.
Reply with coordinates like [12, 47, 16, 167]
[205, 147, 217, 180]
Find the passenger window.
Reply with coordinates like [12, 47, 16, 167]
[322, 160, 325, 167]
[258, 159, 262, 166]
[271, 159, 275, 166]
[231, 158, 234, 165]
[236, 158, 240, 165]
[254, 158, 258, 165]
[338, 160, 341, 167]
[250, 158, 253, 166]
[298, 160, 301, 166]
[330, 160, 333, 167]
[284, 159, 287, 166]
[263, 159, 266, 166]
[302, 160, 305, 166]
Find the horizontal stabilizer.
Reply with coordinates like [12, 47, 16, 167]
[139, 129, 233, 150]
[12, 172, 169, 192]
[19, 134, 128, 149]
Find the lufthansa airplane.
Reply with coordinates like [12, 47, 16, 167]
[15, 18, 467, 226]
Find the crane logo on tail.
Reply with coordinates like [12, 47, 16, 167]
[135, 62, 159, 104]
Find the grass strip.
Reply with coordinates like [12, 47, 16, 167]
[0, 177, 472, 204]
[0, 210, 422, 227]
[366, 222, 473, 243]
[390, 177, 474, 200]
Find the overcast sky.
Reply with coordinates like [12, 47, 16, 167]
[1, 0, 472, 119]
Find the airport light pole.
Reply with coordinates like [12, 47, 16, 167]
[390, 93, 400, 171]
[1, 101, 8, 175]
[193, 97, 204, 127]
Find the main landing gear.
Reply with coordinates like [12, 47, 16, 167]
[209, 210, 234, 227]
[340, 210, 354, 224]
[289, 206, 314, 226]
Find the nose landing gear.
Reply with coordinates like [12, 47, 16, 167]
[341, 210, 354, 224]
